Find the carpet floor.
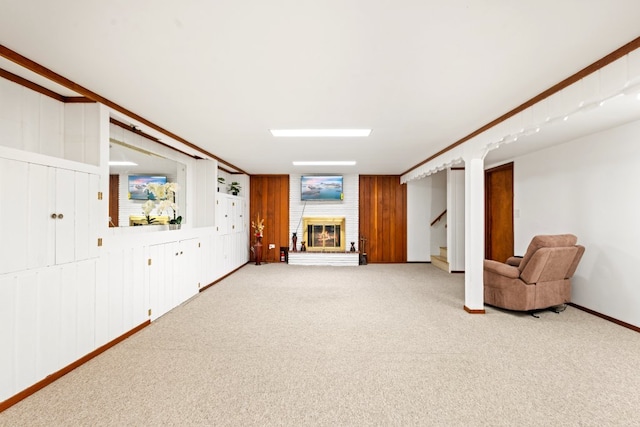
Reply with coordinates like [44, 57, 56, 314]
[1, 263, 639, 426]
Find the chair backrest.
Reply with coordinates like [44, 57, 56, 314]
[518, 234, 577, 272]
[517, 234, 584, 284]
[566, 245, 585, 278]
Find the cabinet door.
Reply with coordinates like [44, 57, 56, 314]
[174, 238, 200, 303]
[55, 168, 100, 265]
[213, 234, 224, 279]
[240, 199, 247, 232]
[0, 159, 100, 274]
[0, 158, 29, 274]
[215, 194, 230, 234]
[28, 164, 56, 269]
[54, 168, 75, 265]
[148, 239, 200, 321]
[148, 242, 176, 321]
[230, 199, 237, 233]
[74, 172, 100, 261]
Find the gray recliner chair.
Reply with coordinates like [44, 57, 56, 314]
[484, 234, 585, 312]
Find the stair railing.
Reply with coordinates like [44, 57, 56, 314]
[430, 209, 447, 227]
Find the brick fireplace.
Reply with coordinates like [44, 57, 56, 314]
[288, 174, 359, 265]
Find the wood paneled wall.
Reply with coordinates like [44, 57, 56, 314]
[250, 175, 290, 263]
[109, 175, 119, 227]
[251, 174, 407, 263]
[359, 176, 407, 263]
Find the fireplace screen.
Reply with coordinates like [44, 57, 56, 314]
[308, 224, 341, 249]
[302, 217, 346, 252]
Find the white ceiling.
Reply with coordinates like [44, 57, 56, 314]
[1, 1, 640, 175]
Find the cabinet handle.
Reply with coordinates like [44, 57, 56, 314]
[51, 213, 57, 219]
[57, 214, 64, 219]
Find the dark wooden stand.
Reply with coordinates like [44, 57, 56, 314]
[254, 237, 263, 265]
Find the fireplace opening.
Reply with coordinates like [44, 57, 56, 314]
[302, 217, 346, 252]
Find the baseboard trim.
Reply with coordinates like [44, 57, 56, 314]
[568, 303, 640, 333]
[464, 305, 486, 314]
[0, 320, 150, 413]
[200, 262, 249, 292]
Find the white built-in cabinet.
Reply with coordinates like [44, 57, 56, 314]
[216, 193, 246, 234]
[215, 193, 248, 275]
[0, 75, 252, 406]
[0, 77, 105, 404]
[0, 153, 101, 402]
[148, 238, 201, 320]
[0, 157, 100, 275]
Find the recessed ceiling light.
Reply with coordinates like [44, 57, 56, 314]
[270, 129, 371, 137]
[109, 161, 138, 166]
[293, 161, 356, 166]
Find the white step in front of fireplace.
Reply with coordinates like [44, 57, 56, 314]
[288, 252, 359, 266]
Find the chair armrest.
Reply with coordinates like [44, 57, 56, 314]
[484, 259, 520, 279]
[506, 256, 522, 267]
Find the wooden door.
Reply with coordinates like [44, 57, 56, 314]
[485, 163, 514, 262]
[359, 176, 407, 263]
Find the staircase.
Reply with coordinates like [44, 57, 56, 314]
[431, 247, 449, 272]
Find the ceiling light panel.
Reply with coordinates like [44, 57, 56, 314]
[270, 129, 371, 137]
[108, 161, 138, 166]
[292, 161, 356, 166]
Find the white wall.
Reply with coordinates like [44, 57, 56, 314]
[405, 170, 458, 264]
[431, 171, 447, 256]
[447, 168, 465, 271]
[289, 174, 359, 251]
[407, 177, 431, 261]
[0, 78, 63, 156]
[64, 103, 100, 165]
[512, 119, 640, 328]
[0, 79, 102, 165]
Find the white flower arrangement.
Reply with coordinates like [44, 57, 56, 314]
[157, 199, 180, 224]
[147, 182, 179, 201]
[141, 182, 182, 225]
[142, 200, 157, 224]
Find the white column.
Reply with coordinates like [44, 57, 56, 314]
[464, 156, 485, 313]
